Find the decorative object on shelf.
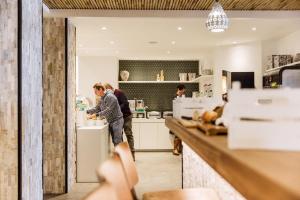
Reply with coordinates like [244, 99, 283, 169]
[266, 55, 273, 70]
[179, 73, 188, 81]
[205, 0, 229, 32]
[188, 73, 196, 81]
[156, 73, 161, 81]
[202, 68, 213, 75]
[294, 53, 300, 62]
[160, 70, 165, 81]
[272, 55, 293, 68]
[120, 70, 130, 81]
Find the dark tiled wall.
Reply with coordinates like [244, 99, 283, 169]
[119, 60, 199, 111]
[120, 83, 199, 111]
[119, 60, 199, 81]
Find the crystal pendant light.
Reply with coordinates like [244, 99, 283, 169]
[206, 0, 229, 32]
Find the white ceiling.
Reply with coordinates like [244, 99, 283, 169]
[71, 17, 300, 58]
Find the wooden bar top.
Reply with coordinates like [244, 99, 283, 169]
[166, 118, 300, 200]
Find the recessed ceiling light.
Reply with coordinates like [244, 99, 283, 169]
[148, 41, 158, 44]
[101, 26, 107, 30]
[171, 41, 176, 45]
[177, 27, 183, 31]
[233, 41, 237, 44]
[110, 41, 115, 44]
[252, 27, 257, 31]
[167, 51, 171, 54]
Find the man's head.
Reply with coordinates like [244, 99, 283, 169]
[176, 84, 186, 97]
[93, 83, 106, 97]
[103, 83, 114, 91]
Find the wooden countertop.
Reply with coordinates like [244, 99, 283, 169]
[166, 118, 300, 200]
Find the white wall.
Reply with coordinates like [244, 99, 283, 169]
[213, 41, 262, 97]
[78, 56, 118, 105]
[262, 29, 300, 71]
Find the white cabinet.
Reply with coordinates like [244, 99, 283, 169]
[132, 118, 172, 150]
[139, 123, 158, 149]
[157, 123, 173, 149]
[123, 122, 140, 149]
[132, 123, 140, 149]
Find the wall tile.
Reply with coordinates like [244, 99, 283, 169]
[67, 21, 77, 192]
[43, 18, 66, 194]
[0, 1, 18, 199]
[183, 143, 245, 200]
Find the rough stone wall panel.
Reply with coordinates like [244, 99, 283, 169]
[67, 20, 77, 191]
[0, 1, 18, 199]
[43, 18, 66, 194]
[21, 0, 43, 199]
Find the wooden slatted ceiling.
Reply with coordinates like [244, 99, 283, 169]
[43, 0, 300, 10]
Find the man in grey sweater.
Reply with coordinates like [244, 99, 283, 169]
[87, 83, 124, 146]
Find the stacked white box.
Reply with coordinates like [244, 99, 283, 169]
[173, 97, 223, 119]
[225, 88, 300, 151]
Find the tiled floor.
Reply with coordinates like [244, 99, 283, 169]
[45, 152, 182, 200]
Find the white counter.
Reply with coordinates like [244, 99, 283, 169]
[76, 125, 109, 182]
[132, 118, 165, 123]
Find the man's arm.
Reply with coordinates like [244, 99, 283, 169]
[86, 100, 101, 115]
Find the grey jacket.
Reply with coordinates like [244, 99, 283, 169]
[87, 90, 123, 123]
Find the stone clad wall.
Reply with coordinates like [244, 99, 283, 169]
[43, 18, 66, 194]
[67, 20, 77, 191]
[0, 1, 18, 199]
[21, 0, 43, 199]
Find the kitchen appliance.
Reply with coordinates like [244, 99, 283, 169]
[179, 73, 187, 81]
[147, 111, 161, 119]
[135, 111, 146, 118]
[136, 100, 145, 111]
[128, 100, 136, 112]
[224, 87, 300, 151]
[163, 111, 173, 118]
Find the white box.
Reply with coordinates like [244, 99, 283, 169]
[225, 88, 300, 151]
[173, 97, 223, 119]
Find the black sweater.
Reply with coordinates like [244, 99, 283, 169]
[114, 89, 132, 118]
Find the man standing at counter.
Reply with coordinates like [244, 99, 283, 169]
[87, 83, 124, 146]
[103, 83, 135, 160]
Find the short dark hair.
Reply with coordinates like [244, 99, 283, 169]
[93, 83, 105, 91]
[177, 84, 186, 90]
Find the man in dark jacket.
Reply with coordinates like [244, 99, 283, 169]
[103, 83, 135, 160]
[87, 83, 124, 146]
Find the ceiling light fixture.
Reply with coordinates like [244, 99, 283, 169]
[206, 0, 229, 33]
[177, 27, 183, 31]
[101, 26, 107, 30]
[110, 41, 115, 44]
[252, 27, 257, 31]
[171, 41, 176, 45]
[167, 51, 171, 54]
